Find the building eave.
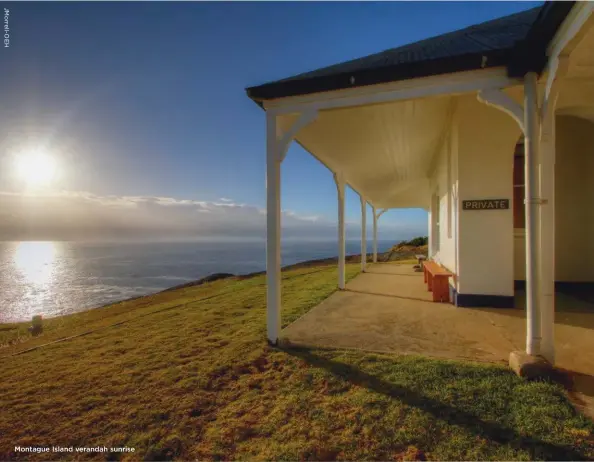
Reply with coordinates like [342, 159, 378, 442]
[247, 49, 510, 102]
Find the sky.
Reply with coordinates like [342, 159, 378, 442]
[0, 1, 540, 241]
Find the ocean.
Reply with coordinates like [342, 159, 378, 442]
[0, 239, 395, 323]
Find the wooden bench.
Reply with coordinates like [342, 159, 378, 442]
[423, 261, 453, 303]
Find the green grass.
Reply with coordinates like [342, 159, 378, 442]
[1, 263, 593, 461]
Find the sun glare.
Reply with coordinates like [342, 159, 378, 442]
[14, 150, 59, 187]
[14, 241, 57, 286]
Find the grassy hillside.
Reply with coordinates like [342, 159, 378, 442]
[1, 263, 593, 461]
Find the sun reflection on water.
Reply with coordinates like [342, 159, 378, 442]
[14, 241, 57, 285]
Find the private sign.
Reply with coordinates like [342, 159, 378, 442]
[462, 199, 509, 210]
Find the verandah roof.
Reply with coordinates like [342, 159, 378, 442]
[276, 94, 454, 209]
[245, 3, 576, 211]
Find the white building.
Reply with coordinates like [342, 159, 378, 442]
[246, 2, 594, 367]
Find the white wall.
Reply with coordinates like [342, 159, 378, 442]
[554, 116, 594, 282]
[513, 116, 594, 282]
[428, 100, 594, 295]
[455, 95, 521, 296]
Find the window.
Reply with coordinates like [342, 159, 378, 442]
[513, 141, 525, 229]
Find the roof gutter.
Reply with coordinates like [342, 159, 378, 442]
[247, 48, 510, 101]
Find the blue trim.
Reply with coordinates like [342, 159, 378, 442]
[450, 281, 594, 308]
[451, 286, 515, 308]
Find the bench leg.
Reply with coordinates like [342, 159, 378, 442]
[427, 273, 433, 292]
[433, 277, 450, 303]
[432, 277, 441, 302]
[432, 283, 440, 301]
[423, 266, 428, 283]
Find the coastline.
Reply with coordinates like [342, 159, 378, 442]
[2, 241, 428, 324]
[159, 252, 372, 292]
[161, 243, 428, 293]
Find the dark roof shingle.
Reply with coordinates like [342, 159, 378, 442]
[279, 7, 540, 82]
[247, 3, 574, 101]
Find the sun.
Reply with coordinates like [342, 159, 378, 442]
[14, 150, 59, 188]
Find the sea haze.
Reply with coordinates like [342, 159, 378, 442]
[0, 239, 396, 322]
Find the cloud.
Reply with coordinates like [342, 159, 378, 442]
[0, 190, 332, 241]
[282, 209, 320, 222]
[0, 190, 426, 241]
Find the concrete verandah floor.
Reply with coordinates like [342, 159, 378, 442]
[281, 263, 594, 377]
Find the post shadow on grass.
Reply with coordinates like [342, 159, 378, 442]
[284, 347, 589, 461]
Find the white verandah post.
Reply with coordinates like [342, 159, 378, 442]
[334, 173, 346, 289]
[265, 110, 317, 344]
[360, 196, 367, 271]
[524, 72, 542, 356]
[478, 83, 545, 359]
[539, 64, 561, 363]
[427, 208, 433, 259]
[372, 208, 387, 263]
[372, 205, 378, 263]
[266, 112, 282, 344]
